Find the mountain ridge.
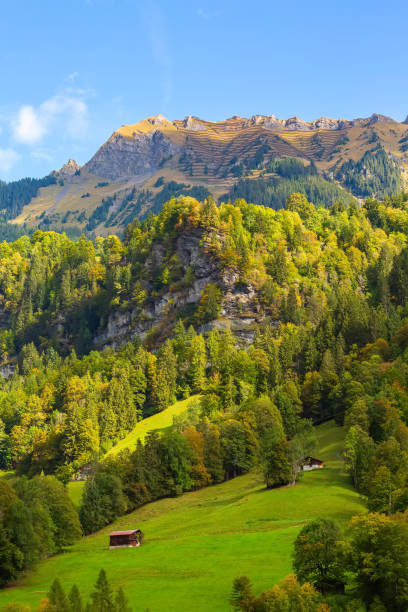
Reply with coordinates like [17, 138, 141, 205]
[4, 111, 408, 236]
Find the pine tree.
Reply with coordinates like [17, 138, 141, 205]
[79, 473, 126, 535]
[157, 340, 177, 404]
[69, 584, 83, 612]
[262, 438, 291, 489]
[99, 400, 117, 445]
[187, 335, 206, 393]
[230, 576, 254, 611]
[108, 371, 138, 436]
[172, 320, 189, 390]
[89, 569, 115, 612]
[268, 341, 282, 387]
[285, 287, 300, 324]
[201, 196, 219, 227]
[48, 578, 70, 612]
[196, 283, 222, 323]
[115, 588, 132, 612]
[130, 367, 147, 412]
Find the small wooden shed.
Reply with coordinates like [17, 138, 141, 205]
[109, 529, 143, 549]
[302, 456, 324, 471]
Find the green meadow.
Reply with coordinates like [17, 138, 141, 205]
[67, 397, 200, 507]
[106, 396, 200, 457]
[0, 421, 365, 611]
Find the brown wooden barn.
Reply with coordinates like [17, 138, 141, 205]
[109, 529, 143, 549]
[302, 456, 324, 471]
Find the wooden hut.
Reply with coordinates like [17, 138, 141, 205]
[302, 456, 324, 471]
[109, 529, 143, 549]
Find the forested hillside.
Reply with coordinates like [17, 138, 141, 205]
[3, 192, 408, 609]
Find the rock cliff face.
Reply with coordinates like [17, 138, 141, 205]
[93, 228, 261, 349]
[82, 111, 404, 183]
[246, 114, 353, 131]
[53, 158, 81, 178]
[84, 130, 180, 181]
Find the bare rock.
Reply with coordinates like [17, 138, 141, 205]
[84, 130, 180, 181]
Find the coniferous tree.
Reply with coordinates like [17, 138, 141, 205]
[187, 335, 207, 393]
[69, 584, 84, 612]
[89, 569, 115, 612]
[48, 578, 70, 612]
[115, 588, 132, 612]
[230, 576, 254, 611]
[79, 472, 126, 535]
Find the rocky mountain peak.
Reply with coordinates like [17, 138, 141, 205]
[353, 113, 397, 127]
[147, 114, 169, 126]
[183, 115, 205, 130]
[285, 116, 310, 131]
[368, 113, 397, 125]
[53, 158, 80, 177]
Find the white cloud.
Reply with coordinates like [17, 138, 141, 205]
[41, 94, 88, 138]
[0, 148, 20, 174]
[14, 105, 46, 145]
[12, 90, 89, 146]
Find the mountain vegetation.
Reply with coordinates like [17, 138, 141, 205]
[232, 512, 408, 610]
[0, 423, 364, 612]
[5, 113, 408, 236]
[0, 176, 57, 220]
[0, 569, 132, 612]
[2, 188, 408, 608]
[223, 157, 355, 209]
[333, 145, 403, 198]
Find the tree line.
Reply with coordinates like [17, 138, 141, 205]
[79, 395, 315, 535]
[0, 475, 81, 586]
[1, 569, 131, 612]
[0, 175, 56, 220]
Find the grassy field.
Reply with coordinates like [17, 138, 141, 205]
[106, 395, 200, 457]
[0, 421, 365, 611]
[66, 481, 86, 508]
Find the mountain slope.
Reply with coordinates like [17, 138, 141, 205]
[106, 396, 200, 457]
[8, 112, 408, 236]
[0, 422, 365, 612]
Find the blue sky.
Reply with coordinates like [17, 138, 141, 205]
[1, 0, 408, 180]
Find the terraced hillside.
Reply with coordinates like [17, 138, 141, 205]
[9, 112, 408, 236]
[0, 422, 366, 612]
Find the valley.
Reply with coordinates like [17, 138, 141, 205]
[0, 422, 365, 612]
[3, 3, 408, 610]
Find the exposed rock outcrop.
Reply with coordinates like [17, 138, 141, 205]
[84, 130, 181, 181]
[93, 228, 262, 349]
[354, 113, 397, 127]
[53, 158, 81, 178]
[183, 115, 206, 131]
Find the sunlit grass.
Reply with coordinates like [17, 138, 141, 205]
[0, 421, 365, 612]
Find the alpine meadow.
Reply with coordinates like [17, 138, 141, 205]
[2, 1, 408, 610]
